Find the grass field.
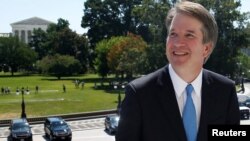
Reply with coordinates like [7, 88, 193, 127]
[0, 73, 125, 120]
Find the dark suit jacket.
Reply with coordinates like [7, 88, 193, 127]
[115, 65, 240, 141]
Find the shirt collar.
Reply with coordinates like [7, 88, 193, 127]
[168, 64, 202, 98]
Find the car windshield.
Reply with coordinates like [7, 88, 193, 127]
[239, 102, 245, 106]
[12, 123, 29, 130]
[110, 116, 119, 126]
[245, 98, 250, 102]
[51, 121, 68, 129]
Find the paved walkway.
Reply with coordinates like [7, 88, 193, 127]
[0, 118, 105, 138]
[243, 83, 250, 96]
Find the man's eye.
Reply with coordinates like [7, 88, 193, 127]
[169, 32, 177, 37]
[186, 34, 195, 38]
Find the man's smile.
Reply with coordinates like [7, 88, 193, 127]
[173, 51, 188, 56]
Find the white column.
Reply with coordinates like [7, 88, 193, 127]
[25, 30, 28, 43]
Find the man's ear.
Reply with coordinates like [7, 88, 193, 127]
[203, 42, 213, 58]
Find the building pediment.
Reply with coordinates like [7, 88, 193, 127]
[11, 17, 54, 26]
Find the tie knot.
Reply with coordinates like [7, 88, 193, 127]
[186, 84, 193, 96]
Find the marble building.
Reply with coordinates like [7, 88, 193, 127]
[10, 17, 54, 44]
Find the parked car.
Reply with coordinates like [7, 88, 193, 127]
[239, 106, 250, 120]
[237, 93, 249, 103]
[8, 118, 33, 141]
[104, 114, 120, 134]
[44, 117, 72, 141]
[245, 98, 250, 108]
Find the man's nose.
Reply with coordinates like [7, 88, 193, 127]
[174, 36, 186, 47]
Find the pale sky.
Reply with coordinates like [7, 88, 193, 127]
[0, 0, 87, 34]
[0, 0, 249, 34]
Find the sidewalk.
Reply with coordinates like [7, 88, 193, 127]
[0, 118, 105, 138]
[237, 83, 250, 101]
[238, 83, 250, 94]
[243, 85, 250, 96]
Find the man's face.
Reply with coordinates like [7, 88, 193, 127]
[166, 13, 211, 71]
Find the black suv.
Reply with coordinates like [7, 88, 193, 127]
[44, 117, 72, 141]
[8, 118, 33, 141]
[239, 106, 250, 120]
[104, 114, 120, 134]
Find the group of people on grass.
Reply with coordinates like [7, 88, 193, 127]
[74, 79, 85, 89]
[0, 86, 39, 95]
[1, 87, 11, 94]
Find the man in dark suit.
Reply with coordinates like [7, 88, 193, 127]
[115, 1, 240, 141]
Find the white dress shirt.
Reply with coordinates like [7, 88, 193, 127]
[168, 64, 202, 129]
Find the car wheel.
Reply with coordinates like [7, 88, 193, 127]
[50, 134, 54, 141]
[7, 136, 12, 141]
[111, 129, 115, 134]
[45, 132, 48, 138]
[108, 128, 113, 134]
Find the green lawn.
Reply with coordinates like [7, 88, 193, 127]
[0, 73, 124, 120]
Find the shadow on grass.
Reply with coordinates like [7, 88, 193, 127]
[42, 77, 130, 92]
[90, 85, 125, 95]
[41, 77, 123, 83]
[0, 73, 34, 77]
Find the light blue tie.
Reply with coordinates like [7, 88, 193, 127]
[183, 84, 197, 141]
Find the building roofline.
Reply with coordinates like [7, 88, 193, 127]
[11, 17, 54, 26]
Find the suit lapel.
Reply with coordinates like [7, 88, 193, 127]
[197, 70, 213, 141]
[156, 66, 187, 141]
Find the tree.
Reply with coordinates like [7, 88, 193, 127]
[95, 39, 112, 79]
[143, 44, 167, 74]
[15, 46, 37, 72]
[132, 0, 170, 43]
[247, 22, 250, 43]
[82, 0, 141, 46]
[237, 53, 250, 78]
[48, 19, 89, 73]
[95, 36, 124, 78]
[37, 54, 82, 79]
[0, 37, 37, 75]
[81, 0, 143, 68]
[30, 18, 89, 73]
[29, 28, 49, 60]
[107, 33, 147, 79]
[195, 0, 249, 78]
[132, 0, 170, 72]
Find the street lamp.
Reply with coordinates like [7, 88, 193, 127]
[241, 72, 245, 93]
[21, 91, 27, 118]
[114, 83, 125, 115]
[248, 70, 250, 78]
[236, 62, 242, 85]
